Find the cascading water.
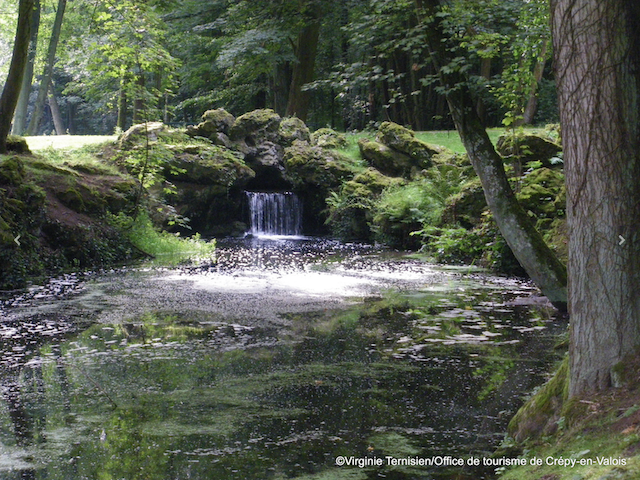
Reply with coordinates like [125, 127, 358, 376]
[246, 191, 303, 236]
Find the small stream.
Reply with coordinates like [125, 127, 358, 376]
[0, 237, 565, 479]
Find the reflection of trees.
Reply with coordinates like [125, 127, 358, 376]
[1, 316, 73, 479]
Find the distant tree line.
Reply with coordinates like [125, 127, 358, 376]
[0, 0, 555, 136]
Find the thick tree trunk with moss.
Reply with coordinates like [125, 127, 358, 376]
[285, 20, 321, 121]
[552, 0, 640, 396]
[0, 0, 35, 153]
[417, 0, 568, 310]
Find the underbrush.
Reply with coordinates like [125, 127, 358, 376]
[108, 212, 216, 261]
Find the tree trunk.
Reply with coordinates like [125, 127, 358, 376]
[0, 0, 35, 153]
[475, 57, 492, 126]
[48, 85, 65, 135]
[285, 19, 321, 121]
[551, 0, 640, 396]
[132, 74, 146, 124]
[12, 0, 40, 136]
[519, 39, 550, 126]
[417, 0, 568, 310]
[25, 0, 66, 136]
[117, 75, 128, 132]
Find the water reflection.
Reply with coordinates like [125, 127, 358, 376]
[0, 238, 566, 479]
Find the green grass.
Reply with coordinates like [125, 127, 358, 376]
[109, 212, 216, 264]
[24, 135, 117, 151]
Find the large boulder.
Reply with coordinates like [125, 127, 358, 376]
[279, 117, 311, 146]
[311, 128, 348, 149]
[377, 122, 446, 166]
[358, 139, 415, 177]
[284, 140, 355, 189]
[164, 145, 254, 189]
[186, 108, 236, 147]
[496, 134, 562, 167]
[229, 109, 282, 146]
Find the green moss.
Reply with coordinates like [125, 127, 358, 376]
[0, 156, 26, 185]
[279, 117, 311, 146]
[358, 138, 415, 177]
[311, 128, 348, 149]
[377, 122, 446, 167]
[507, 356, 569, 442]
[6, 135, 31, 154]
[229, 108, 281, 142]
[496, 133, 562, 166]
[284, 139, 358, 188]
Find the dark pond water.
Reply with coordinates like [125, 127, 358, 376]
[0, 237, 566, 480]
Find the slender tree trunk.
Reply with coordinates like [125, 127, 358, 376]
[285, 20, 321, 121]
[417, 0, 568, 310]
[132, 74, 146, 124]
[25, 0, 66, 136]
[0, 0, 35, 153]
[475, 57, 492, 126]
[551, 0, 640, 396]
[519, 39, 550, 126]
[12, 0, 40, 136]
[117, 76, 128, 131]
[48, 85, 64, 134]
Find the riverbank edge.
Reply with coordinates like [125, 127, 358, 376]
[497, 355, 640, 479]
[0, 147, 153, 290]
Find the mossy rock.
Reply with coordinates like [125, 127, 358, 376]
[284, 139, 356, 188]
[6, 135, 31, 154]
[376, 122, 444, 167]
[496, 133, 562, 167]
[279, 117, 311, 146]
[507, 357, 569, 442]
[358, 139, 415, 178]
[348, 167, 404, 196]
[442, 178, 487, 227]
[0, 156, 26, 185]
[517, 167, 565, 218]
[187, 108, 236, 143]
[201, 108, 235, 134]
[165, 145, 255, 188]
[118, 122, 168, 149]
[229, 109, 282, 144]
[311, 128, 348, 149]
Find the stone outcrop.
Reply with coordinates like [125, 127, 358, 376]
[496, 133, 562, 167]
[359, 122, 451, 178]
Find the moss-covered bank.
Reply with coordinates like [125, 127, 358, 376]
[0, 149, 144, 289]
[495, 355, 640, 480]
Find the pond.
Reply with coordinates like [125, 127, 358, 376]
[0, 237, 566, 480]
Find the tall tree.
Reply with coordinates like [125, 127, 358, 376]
[11, 0, 40, 136]
[26, 0, 67, 136]
[415, 0, 568, 310]
[0, 0, 35, 153]
[285, 16, 321, 120]
[551, 0, 640, 396]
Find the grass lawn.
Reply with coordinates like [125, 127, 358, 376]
[24, 135, 118, 151]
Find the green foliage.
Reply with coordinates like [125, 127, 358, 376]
[108, 211, 215, 259]
[415, 226, 486, 265]
[64, 0, 180, 125]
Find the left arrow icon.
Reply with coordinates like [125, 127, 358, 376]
[14, 234, 21, 246]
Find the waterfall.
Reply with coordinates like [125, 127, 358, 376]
[246, 192, 303, 236]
